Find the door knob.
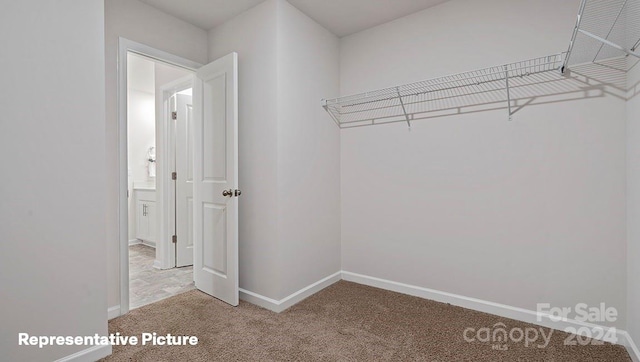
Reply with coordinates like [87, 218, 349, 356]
[222, 189, 233, 197]
[234, 189, 242, 197]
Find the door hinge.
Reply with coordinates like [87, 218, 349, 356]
[172, 235, 177, 243]
[171, 111, 177, 120]
[172, 172, 177, 180]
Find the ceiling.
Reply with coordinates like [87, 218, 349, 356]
[139, 0, 450, 37]
[139, 0, 265, 32]
[287, 0, 449, 37]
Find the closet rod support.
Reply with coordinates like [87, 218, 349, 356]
[563, 0, 587, 72]
[504, 65, 512, 121]
[591, 0, 628, 63]
[396, 87, 411, 128]
[577, 29, 640, 59]
[321, 99, 341, 127]
[632, 37, 640, 52]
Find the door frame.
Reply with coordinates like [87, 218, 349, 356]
[158, 76, 194, 269]
[117, 37, 201, 316]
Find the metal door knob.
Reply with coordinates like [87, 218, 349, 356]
[222, 189, 233, 197]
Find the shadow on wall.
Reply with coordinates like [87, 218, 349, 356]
[629, 58, 640, 101]
[339, 57, 634, 129]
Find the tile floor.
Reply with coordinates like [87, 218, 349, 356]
[129, 244, 195, 309]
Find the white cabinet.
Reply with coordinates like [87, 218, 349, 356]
[135, 189, 157, 244]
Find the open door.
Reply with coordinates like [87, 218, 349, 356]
[192, 53, 239, 306]
[175, 93, 194, 268]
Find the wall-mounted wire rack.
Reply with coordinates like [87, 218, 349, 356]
[322, 53, 566, 128]
[322, 0, 639, 129]
[564, 0, 640, 71]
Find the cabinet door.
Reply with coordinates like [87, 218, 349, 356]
[136, 199, 148, 240]
[146, 201, 157, 243]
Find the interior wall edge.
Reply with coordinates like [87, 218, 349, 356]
[240, 271, 342, 313]
[107, 305, 121, 321]
[621, 331, 640, 362]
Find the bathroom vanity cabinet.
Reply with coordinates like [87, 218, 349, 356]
[135, 189, 157, 244]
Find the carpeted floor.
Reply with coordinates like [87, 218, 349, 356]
[103, 281, 630, 361]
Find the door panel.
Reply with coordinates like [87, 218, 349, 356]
[193, 52, 239, 306]
[176, 94, 194, 267]
[202, 204, 227, 276]
[203, 73, 227, 181]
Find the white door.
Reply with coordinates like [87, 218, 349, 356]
[193, 53, 239, 306]
[175, 94, 194, 267]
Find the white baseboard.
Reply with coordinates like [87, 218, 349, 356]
[152, 259, 163, 269]
[129, 239, 156, 248]
[239, 289, 281, 311]
[621, 331, 640, 361]
[342, 271, 626, 345]
[141, 240, 156, 248]
[240, 271, 341, 313]
[54, 344, 112, 362]
[108, 305, 121, 320]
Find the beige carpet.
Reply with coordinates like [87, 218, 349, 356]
[103, 281, 630, 361]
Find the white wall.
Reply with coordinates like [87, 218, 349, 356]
[127, 55, 156, 241]
[209, 0, 281, 299]
[276, 0, 341, 298]
[209, 0, 341, 300]
[105, 0, 208, 309]
[339, 0, 627, 328]
[0, 1, 108, 360]
[127, 91, 155, 240]
[627, 59, 640, 341]
[127, 55, 156, 188]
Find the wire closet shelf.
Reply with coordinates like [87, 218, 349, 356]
[322, 0, 640, 129]
[322, 53, 566, 128]
[563, 0, 640, 71]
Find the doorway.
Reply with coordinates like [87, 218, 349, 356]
[126, 52, 194, 309]
[117, 38, 240, 317]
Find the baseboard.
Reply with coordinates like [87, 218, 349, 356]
[342, 271, 626, 345]
[240, 271, 342, 313]
[141, 240, 156, 248]
[54, 344, 112, 362]
[129, 239, 156, 248]
[152, 259, 162, 269]
[621, 331, 640, 361]
[108, 305, 121, 320]
[239, 289, 281, 311]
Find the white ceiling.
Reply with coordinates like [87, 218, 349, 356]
[139, 0, 266, 31]
[287, 0, 450, 37]
[139, 0, 450, 37]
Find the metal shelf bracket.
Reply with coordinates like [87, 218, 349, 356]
[504, 65, 513, 121]
[396, 87, 411, 129]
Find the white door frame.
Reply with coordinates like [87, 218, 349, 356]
[158, 76, 194, 269]
[117, 37, 201, 316]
